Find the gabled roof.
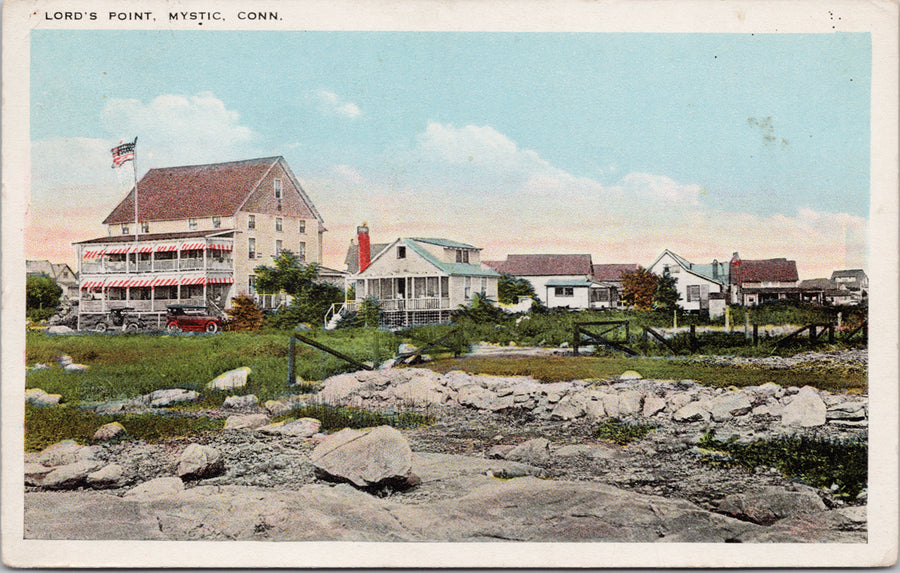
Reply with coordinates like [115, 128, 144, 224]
[799, 278, 836, 290]
[736, 258, 799, 283]
[344, 242, 391, 274]
[404, 239, 499, 277]
[26, 260, 77, 281]
[648, 249, 728, 285]
[484, 254, 593, 276]
[410, 238, 479, 249]
[830, 269, 867, 280]
[591, 263, 639, 282]
[103, 156, 323, 225]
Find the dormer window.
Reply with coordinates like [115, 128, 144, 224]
[188, 218, 198, 231]
[121, 224, 130, 235]
[455, 249, 469, 264]
[140, 222, 149, 233]
[212, 216, 221, 229]
[397, 246, 406, 259]
[274, 179, 283, 200]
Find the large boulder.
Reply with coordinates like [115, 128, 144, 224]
[35, 440, 97, 466]
[257, 418, 321, 437]
[93, 422, 126, 441]
[40, 460, 102, 489]
[207, 367, 251, 391]
[780, 386, 827, 427]
[177, 444, 225, 480]
[672, 400, 710, 423]
[717, 486, 828, 525]
[25, 388, 62, 406]
[86, 464, 126, 489]
[503, 438, 551, 466]
[223, 414, 270, 430]
[222, 394, 259, 410]
[310, 426, 415, 489]
[709, 393, 752, 422]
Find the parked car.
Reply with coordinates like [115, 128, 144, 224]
[87, 307, 147, 332]
[165, 305, 225, 333]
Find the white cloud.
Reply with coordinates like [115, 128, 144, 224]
[313, 90, 362, 119]
[100, 91, 262, 167]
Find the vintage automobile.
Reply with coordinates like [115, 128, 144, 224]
[85, 307, 147, 333]
[165, 304, 225, 333]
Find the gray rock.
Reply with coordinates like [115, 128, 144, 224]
[310, 426, 415, 489]
[826, 401, 867, 421]
[92, 422, 126, 441]
[717, 486, 828, 525]
[46, 325, 75, 334]
[37, 440, 97, 466]
[149, 388, 199, 407]
[207, 366, 251, 391]
[553, 444, 594, 458]
[223, 394, 259, 410]
[504, 438, 551, 466]
[40, 460, 102, 489]
[25, 388, 62, 406]
[642, 394, 667, 417]
[64, 363, 89, 372]
[583, 399, 607, 421]
[223, 413, 270, 430]
[673, 401, 710, 423]
[709, 393, 752, 422]
[617, 390, 643, 416]
[781, 386, 827, 427]
[456, 384, 501, 410]
[124, 477, 185, 499]
[550, 395, 585, 420]
[24, 463, 55, 486]
[177, 444, 225, 480]
[86, 464, 126, 488]
[257, 417, 321, 437]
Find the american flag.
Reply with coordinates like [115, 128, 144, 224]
[110, 138, 136, 167]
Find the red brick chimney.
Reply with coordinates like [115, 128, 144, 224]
[357, 223, 371, 272]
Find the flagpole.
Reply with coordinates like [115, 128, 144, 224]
[132, 137, 139, 245]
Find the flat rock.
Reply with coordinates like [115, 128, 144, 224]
[503, 438, 551, 466]
[37, 440, 97, 466]
[673, 401, 710, 423]
[25, 388, 62, 406]
[717, 486, 828, 525]
[223, 413, 270, 430]
[709, 393, 752, 422]
[207, 367, 251, 391]
[124, 477, 185, 500]
[310, 426, 414, 489]
[40, 460, 102, 489]
[222, 394, 259, 410]
[148, 388, 199, 408]
[257, 417, 321, 437]
[86, 464, 126, 488]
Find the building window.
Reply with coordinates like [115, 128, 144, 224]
[274, 179, 283, 200]
[188, 218, 198, 231]
[298, 220, 306, 234]
[248, 215, 256, 229]
[121, 224, 130, 235]
[248, 238, 256, 259]
[455, 249, 469, 263]
[249, 275, 257, 294]
[481, 277, 487, 294]
[275, 217, 283, 232]
[397, 246, 406, 259]
[140, 222, 149, 233]
[687, 285, 700, 302]
[555, 287, 574, 297]
[464, 276, 472, 299]
[297, 242, 306, 262]
[212, 216, 221, 229]
[275, 239, 283, 256]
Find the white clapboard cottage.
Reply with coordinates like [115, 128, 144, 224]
[342, 227, 499, 327]
[74, 156, 325, 329]
[647, 249, 729, 316]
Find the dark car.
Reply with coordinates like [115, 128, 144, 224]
[165, 305, 225, 333]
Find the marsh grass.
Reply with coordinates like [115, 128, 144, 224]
[594, 418, 657, 445]
[698, 429, 867, 499]
[273, 404, 433, 431]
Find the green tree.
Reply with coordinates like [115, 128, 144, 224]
[653, 270, 682, 311]
[498, 273, 537, 304]
[620, 266, 658, 310]
[26, 275, 62, 322]
[225, 294, 263, 331]
[254, 251, 345, 328]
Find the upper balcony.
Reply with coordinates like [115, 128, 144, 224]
[80, 238, 234, 275]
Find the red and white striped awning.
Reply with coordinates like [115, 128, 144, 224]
[105, 245, 131, 255]
[105, 278, 130, 288]
[151, 277, 179, 287]
[207, 242, 233, 252]
[155, 244, 178, 252]
[128, 278, 154, 288]
[180, 242, 206, 251]
[134, 245, 154, 254]
[180, 276, 206, 285]
[80, 280, 105, 290]
[206, 277, 234, 284]
[82, 248, 106, 259]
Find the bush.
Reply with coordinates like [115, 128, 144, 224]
[225, 294, 263, 331]
[273, 404, 432, 431]
[595, 418, 656, 445]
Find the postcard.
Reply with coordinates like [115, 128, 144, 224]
[2, 0, 897, 567]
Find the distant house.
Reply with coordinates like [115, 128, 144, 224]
[590, 263, 639, 309]
[344, 238, 390, 274]
[729, 252, 800, 306]
[831, 269, 868, 303]
[483, 254, 593, 307]
[26, 260, 79, 300]
[646, 249, 729, 315]
[800, 278, 857, 306]
[349, 236, 499, 327]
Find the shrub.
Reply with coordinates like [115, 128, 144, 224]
[273, 404, 432, 431]
[226, 294, 263, 331]
[594, 418, 656, 445]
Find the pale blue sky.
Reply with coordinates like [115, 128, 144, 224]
[29, 30, 870, 277]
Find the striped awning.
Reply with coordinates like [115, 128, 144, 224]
[207, 242, 233, 252]
[128, 278, 154, 288]
[105, 245, 131, 255]
[155, 244, 179, 252]
[206, 277, 234, 284]
[134, 245, 154, 254]
[105, 278, 130, 288]
[180, 276, 206, 285]
[151, 277, 179, 287]
[80, 280, 105, 290]
[180, 242, 206, 251]
[82, 248, 106, 259]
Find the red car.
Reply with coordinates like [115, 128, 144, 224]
[165, 305, 225, 333]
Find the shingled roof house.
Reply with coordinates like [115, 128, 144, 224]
[74, 156, 325, 329]
[27, 260, 79, 300]
[483, 254, 594, 307]
[343, 232, 500, 327]
[728, 252, 800, 306]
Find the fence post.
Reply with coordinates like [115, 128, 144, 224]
[753, 323, 759, 347]
[745, 310, 751, 340]
[286, 336, 296, 386]
[689, 324, 697, 353]
[809, 325, 817, 345]
[837, 311, 842, 330]
[828, 324, 835, 343]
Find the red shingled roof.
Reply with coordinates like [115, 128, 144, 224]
[591, 263, 639, 282]
[103, 157, 280, 225]
[735, 258, 799, 283]
[484, 254, 593, 276]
